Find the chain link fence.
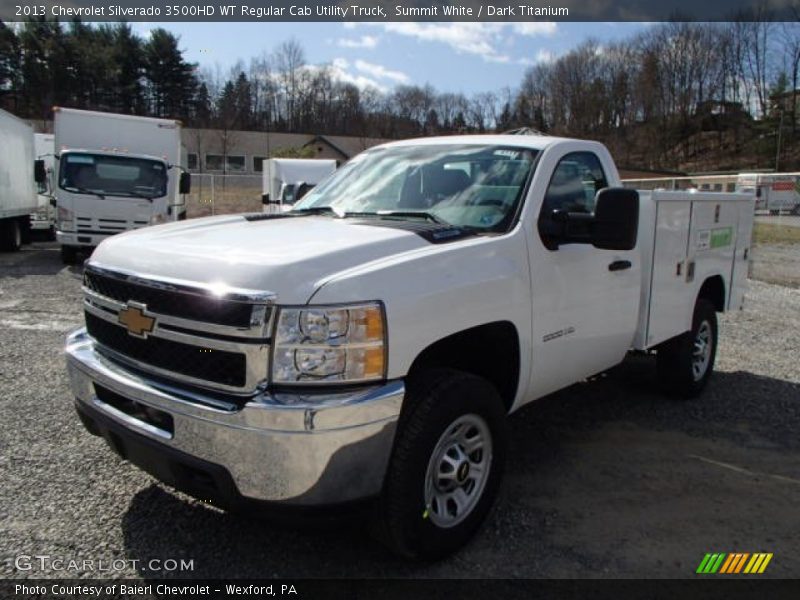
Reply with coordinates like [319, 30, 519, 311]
[185, 173, 264, 218]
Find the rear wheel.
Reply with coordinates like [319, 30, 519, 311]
[0, 219, 22, 252]
[373, 369, 507, 560]
[60, 245, 79, 265]
[657, 298, 718, 398]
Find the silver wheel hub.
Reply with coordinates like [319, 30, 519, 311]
[424, 414, 492, 528]
[692, 320, 712, 381]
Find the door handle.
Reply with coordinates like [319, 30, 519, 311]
[608, 260, 632, 272]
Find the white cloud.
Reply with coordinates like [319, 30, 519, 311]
[354, 22, 557, 64]
[354, 59, 409, 84]
[511, 23, 559, 36]
[336, 35, 379, 49]
[325, 58, 388, 92]
[516, 50, 559, 66]
[536, 49, 557, 63]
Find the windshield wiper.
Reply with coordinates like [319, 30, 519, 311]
[343, 210, 447, 224]
[291, 206, 338, 216]
[127, 190, 158, 201]
[63, 185, 105, 200]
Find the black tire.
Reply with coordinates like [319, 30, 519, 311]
[657, 298, 718, 398]
[0, 219, 22, 252]
[60, 245, 78, 265]
[47, 225, 57, 241]
[21, 217, 33, 245]
[373, 369, 507, 560]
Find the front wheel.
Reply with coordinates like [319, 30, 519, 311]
[60, 245, 79, 265]
[374, 369, 507, 560]
[0, 219, 22, 252]
[657, 298, 718, 398]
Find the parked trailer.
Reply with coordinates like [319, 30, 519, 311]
[261, 158, 337, 213]
[54, 107, 190, 264]
[735, 173, 800, 215]
[31, 133, 56, 238]
[0, 109, 43, 252]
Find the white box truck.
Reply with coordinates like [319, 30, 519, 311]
[31, 133, 56, 238]
[735, 172, 800, 214]
[66, 135, 754, 560]
[54, 108, 190, 264]
[0, 108, 43, 252]
[262, 158, 336, 213]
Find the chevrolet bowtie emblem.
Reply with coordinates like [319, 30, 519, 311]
[118, 302, 156, 338]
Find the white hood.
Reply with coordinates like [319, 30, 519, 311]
[89, 214, 430, 304]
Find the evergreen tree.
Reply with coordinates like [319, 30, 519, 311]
[0, 22, 20, 110]
[192, 81, 213, 126]
[143, 28, 197, 119]
[110, 23, 144, 114]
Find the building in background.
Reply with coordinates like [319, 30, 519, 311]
[180, 129, 389, 174]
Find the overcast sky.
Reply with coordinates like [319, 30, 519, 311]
[132, 22, 648, 94]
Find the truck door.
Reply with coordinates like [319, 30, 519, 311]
[527, 151, 641, 398]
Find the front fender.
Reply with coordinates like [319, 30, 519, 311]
[308, 230, 533, 406]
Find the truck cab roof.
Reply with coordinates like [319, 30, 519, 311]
[375, 134, 605, 153]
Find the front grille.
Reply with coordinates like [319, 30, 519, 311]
[84, 270, 256, 328]
[86, 312, 247, 387]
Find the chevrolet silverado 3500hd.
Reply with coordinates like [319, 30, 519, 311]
[66, 135, 754, 559]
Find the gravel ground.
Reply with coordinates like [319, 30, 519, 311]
[1, 242, 798, 579]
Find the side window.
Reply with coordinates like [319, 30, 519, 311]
[538, 152, 608, 249]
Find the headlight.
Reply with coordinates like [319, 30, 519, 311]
[150, 213, 167, 225]
[272, 302, 386, 385]
[57, 206, 73, 228]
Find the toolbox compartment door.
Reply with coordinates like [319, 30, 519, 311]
[645, 198, 693, 347]
[729, 200, 754, 311]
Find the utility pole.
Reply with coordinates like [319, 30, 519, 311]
[776, 108, 785, 172]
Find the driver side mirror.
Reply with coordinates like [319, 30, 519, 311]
[591, 188, 639, 250]
[179, 172, 191, 194]
[34, 159, 47, 184]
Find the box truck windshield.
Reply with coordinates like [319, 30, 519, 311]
[59, 153, 168, 200]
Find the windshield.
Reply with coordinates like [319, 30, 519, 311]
[293, 144, 538, 232]
[59, 153, 168, 199]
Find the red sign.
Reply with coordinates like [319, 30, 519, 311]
[771, 181, 795, 191]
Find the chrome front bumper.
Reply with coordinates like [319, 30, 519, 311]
[66, 329, 403, 507]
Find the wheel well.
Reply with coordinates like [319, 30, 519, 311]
[407, 321, 520, 412]
[698, 275, 726, 312]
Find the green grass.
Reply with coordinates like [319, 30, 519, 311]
[752, 223, 800, 246]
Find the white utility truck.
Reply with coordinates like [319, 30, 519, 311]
[54, 107, 190, 264]
[0, 109, 44, 251]
[66, 135, 754, 559]
[736, 172, 800, 214]
[31, 133, 56, 238]
[262, 158, 336, 213]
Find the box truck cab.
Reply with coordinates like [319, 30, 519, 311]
[31, 133, 56, 238]
[54, 108, 190, 264]
[262, 158, 336, 213]
[736, 172, 800, 214]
